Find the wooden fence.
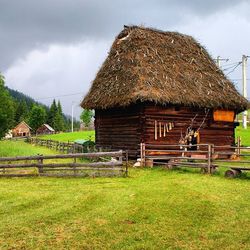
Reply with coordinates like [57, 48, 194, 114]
[212, 145, 250, 177]
[0, 151, 128, 178]
[28, 137, 93, 153]
[140, 139, 250, 177]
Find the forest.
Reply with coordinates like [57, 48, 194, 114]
[0, 73, 80, 138]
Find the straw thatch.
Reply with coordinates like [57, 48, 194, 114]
[81, 25, 248, 112]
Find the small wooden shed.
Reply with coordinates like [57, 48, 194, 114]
[81, 26, 248, 158]
[36, 124, 55, 135]
[12, 121, 31, 137]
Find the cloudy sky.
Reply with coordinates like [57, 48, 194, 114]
[1, 0, 250, 117]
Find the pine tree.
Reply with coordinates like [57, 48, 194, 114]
[47, 99, 57, 128]
[14, 99, 29, 124]
[0, 74, 15, 138]
[46, 100, 66, 132]
[56, 101, 65, 131]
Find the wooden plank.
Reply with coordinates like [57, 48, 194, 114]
[145, 149, 208, 153]
[0, 151, 124, 162]
[42, 167, 123, 171]
[146, 156, 207, 161]
[231, 167, 250, 171]
[0, 163, 38, 168]
[214, 160, 250, 164]
[39, 161, 123, 168]
[0, 174, 38, 177]
[154, 162, 208, 168]
[39, 172, 124, 177]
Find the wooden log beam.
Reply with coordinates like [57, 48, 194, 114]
[0, 151, 124, 162]
[39, 161, 123, 168]
[41, 167, 123, 171]
[0, 163, 38, 168]
[39, 172, 124, 177]
[0, 174, 38, 177]
[154, 161, 208, 168]
[225, 169, 241, 178]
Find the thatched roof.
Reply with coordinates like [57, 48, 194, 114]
[81, 26, 248, 112]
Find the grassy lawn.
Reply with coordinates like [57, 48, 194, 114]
[0, 141, 82, 176]
[236, 126, 250, 146]
[0, 140, 59, 157]
[0, 126, 249, 249]
[39, 130, 95, 142]
[0, 168, 249, 249]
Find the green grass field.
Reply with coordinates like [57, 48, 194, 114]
[40, 130, 95, 142]
[0, 140, 60, 157]
[0, 168, 249, 249]
[0, 127, 249, 249]
[0, 141, 77, 176]
[236, 126, 250, 146]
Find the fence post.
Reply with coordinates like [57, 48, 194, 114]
[67, 141, 70, 154]
[140, 143, 146, 167]
[125, 150, 129, 177]
[237, 136, 241, 158]
[73, 156, 77, 176]
[118, 150, 123, 163]
[37, 154, 44, 175]
[140, 143, 143, 161]
[239, 137, 241, 157]
[207, 144, 212, 174]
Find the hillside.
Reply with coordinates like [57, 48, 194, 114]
[5, 86, 79, 130]
[6, 87, 47, 111]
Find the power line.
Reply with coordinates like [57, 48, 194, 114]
[219, 61, 240, 67]
[35, 92, 83, 101]
[230, 78, 250, 81]
[226, 62, 242, 75]
[222, 62, 241, 71]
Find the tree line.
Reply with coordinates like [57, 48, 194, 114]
[0, 73, 80, 138]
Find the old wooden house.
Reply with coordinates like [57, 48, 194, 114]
[12, 121, 31, 137]
[81, 26, 248, 158]
[36, 124, 55, 135]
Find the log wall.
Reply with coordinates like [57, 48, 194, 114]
[95, 104, 143, 157]
[95, 102, 237, 158]
[143, 103, 236, 147]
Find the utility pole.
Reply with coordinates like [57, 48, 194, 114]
[242, 55, 249, 129]
[216, 56, 229, 68]
[71, 102, 75, 132]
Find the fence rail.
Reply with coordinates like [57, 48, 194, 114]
[0, 150, 128, 178]
[28, 137, 93, 153]
[140, 137, 250, 177]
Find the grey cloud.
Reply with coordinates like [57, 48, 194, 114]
[171, 0, 248, 15]
[2, 0, 250, 117]
[1, 0, 248, 70]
